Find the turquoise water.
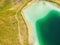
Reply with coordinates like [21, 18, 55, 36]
[21, 1, 60, 45]
[36, 10, 60, 45]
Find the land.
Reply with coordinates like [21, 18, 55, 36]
[0, 0, 59, 45]
[0, 0, 31, 45]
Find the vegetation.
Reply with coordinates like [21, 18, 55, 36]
[0, 0, 31, 45]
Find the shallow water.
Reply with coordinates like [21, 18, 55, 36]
[22, 1, 60, 45]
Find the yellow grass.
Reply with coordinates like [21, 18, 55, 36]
[0, 0, 32, 45]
